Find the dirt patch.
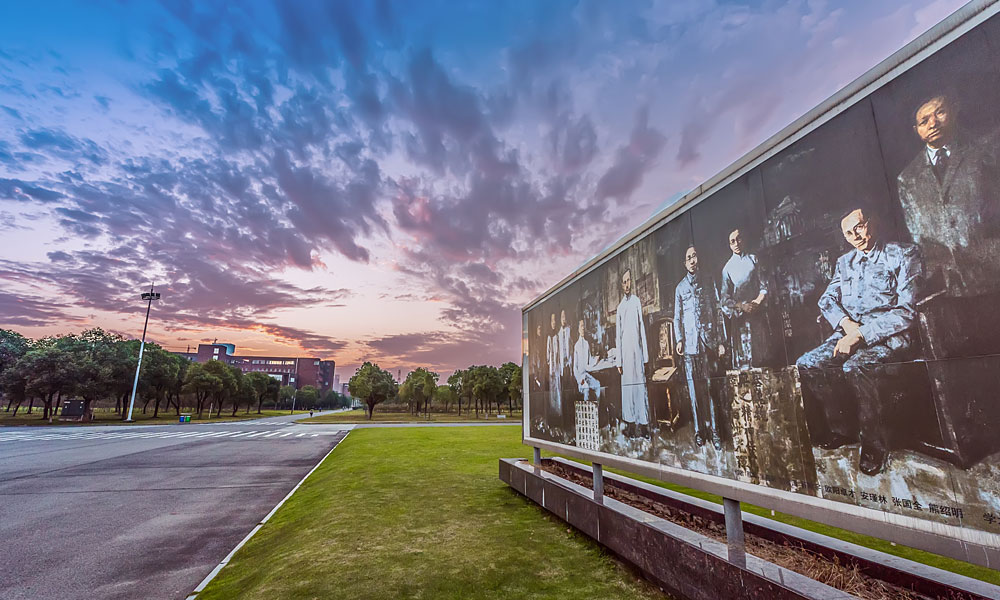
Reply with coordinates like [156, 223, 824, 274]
[538, 460, 957, 600]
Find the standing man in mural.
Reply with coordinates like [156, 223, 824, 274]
[574, 318, 601, 402]
[720, 228, 769, 369]
[674, 246, 727, 450]
[615, 268, 650, 439]
[546, 312, 562, 427]
[530, 322, 545, 394]
[897, 95, 1000, 296]
[559, 309, 572, 401]
[795, 208, 921, 476]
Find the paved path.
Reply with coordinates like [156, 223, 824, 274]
[0, 417, 350, 600]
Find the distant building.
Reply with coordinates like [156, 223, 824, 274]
[176, 343, 335, 392]
[334, 373, 341, 391]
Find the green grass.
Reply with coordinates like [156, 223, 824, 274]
[197, 426, 666, 600]
[299, 408, 522, 424]
[0, 408, 310, 427]
[557, 457, 1000, 585]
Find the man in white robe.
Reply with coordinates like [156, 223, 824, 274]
[558, 310, 572, 388]
[546, 312, 562, 421]
[615, 268, 650, 437]
[573, 319, 600, 401]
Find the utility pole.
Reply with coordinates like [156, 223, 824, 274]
[125, 284, 160, 422]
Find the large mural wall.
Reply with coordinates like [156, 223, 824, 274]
[524, 13, 1000, 537]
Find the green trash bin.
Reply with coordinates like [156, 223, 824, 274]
[179, 414, 192, 423]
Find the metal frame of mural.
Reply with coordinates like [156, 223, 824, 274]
[522, 0, 1000, 568]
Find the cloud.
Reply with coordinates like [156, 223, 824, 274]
[596, 106, 666, 200]
[0, 288, 84, 327]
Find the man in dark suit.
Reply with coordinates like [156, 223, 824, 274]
[896, 95, 1000, 297]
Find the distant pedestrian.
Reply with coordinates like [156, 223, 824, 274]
[309, 410, 314, 417]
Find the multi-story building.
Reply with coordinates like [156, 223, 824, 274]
[177, 343, 335, 392]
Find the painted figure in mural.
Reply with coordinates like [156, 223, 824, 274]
[795, 208, 922, 476]
[897, 95, 1000, 296]
[559, 309, 572, 396]
[574, 319, 601, 401]
[530, 323, 545, 394]
[615, 268, 650, 438]
[720, 228, 769, 369]
[546, 312, 562, 421]
[674, 246, 727, 450]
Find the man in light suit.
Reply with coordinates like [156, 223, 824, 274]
[795, 209, 922, 475]
[674, 246, 727, 450]
[896, 95, 1000, 297]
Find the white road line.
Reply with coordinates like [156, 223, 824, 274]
[262, 431, 282, 438]
[245, 431, 266, 438]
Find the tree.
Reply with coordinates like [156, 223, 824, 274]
[234, 371, 255, 416]
[434, 385, 456, 413]
[0, 329, 30, 413]
[167, 355, 190, 415]
[296, 385, 319, 409]
[199, 359, 238, 417]
[20, 338, 73, 420]
[245, 371, 273, 414]
[448, 369, 467, 416]
[139, 345, 180, 418]
[401, 369, 438, 415]
[182, 362, 222, 418]
[498, 361, 522, 414]
[348, 362, 398, 420]
[66, 329, 123, 421]
[469, 365, 503, 417]
[279, 385, 296, 410]
[398, 377, 414, 414]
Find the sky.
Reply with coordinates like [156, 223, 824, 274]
[0, 0, 965, 378]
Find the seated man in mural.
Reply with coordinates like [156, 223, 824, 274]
[615, 268, 650, 439]
[573, 319, 601, 402]
[897, 95, 1000, 298]
[674, 246, 727, 450]
[795, 208, 922, 476]
[720, 228, 770, 369]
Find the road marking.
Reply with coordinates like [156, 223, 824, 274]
[0, 428, 343, 443]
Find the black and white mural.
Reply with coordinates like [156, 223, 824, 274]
[525, 13, 1000, 537]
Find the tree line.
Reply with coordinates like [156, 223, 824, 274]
[348, 361, 522, 420]
[0, 328, 350, 421]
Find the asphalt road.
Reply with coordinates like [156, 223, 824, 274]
[0, 414, 352, 600]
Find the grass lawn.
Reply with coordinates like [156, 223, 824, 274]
[197, 426, 666, 600]
[0, 408, 311, 427]
[299, 408, 522, 424]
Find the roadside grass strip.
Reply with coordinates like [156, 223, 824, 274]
[196, 427, 666, 600]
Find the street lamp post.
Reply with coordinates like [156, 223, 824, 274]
[125, 284, 161, 422]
